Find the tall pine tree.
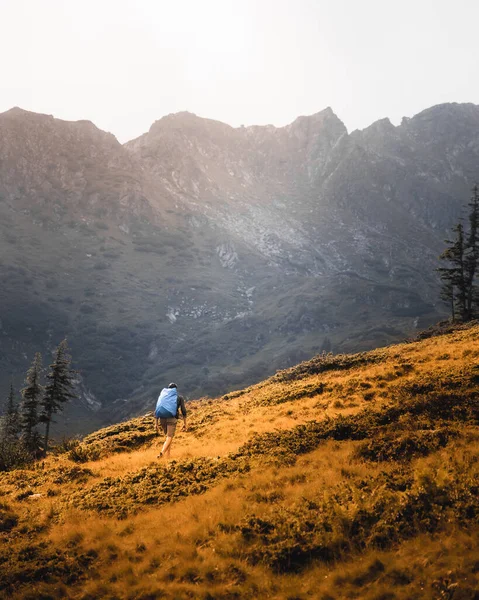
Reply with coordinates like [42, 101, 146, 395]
[40, 339, 76, 454]
[2, 383, 20, 442]
[438, 184, 479, 321]
[438, 275, 456, 321]
[438, 222, 467, 321]
[0, 383, 29, 471]
[20, 353, 43, 453]
[465, 184, 479, 319]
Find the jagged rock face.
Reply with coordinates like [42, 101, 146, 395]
[0, 108, 153, 220]
[124, 109, 350, 273]
[1, 102, 478, 432]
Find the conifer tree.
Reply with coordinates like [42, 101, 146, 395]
[40, 339, 76, 454]
[438, 184, 479, 321]
[438, 275, 455, 321]
[0, 383, 29, 471]
[464, 184, 479, 319]
[2, 383, 20, 442]
[20, 353, 43, 453]
[438, 223, 467, 320]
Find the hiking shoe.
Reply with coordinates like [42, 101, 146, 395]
[157, 452, 163, 459]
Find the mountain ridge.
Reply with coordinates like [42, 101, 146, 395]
[4, 101, 478, 142]
[1, 102, 478, 432]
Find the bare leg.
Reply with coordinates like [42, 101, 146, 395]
[161, 436, 173, 458]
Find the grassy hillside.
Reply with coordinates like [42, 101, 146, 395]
[0, 324, 478, 599]
[3, 106, 460, 429]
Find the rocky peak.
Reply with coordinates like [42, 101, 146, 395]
[2, 106, 48, 117]
[280, 109, 347, 176]
[0, 107, 151, 220]
[404, 103, 479, 143]
[288, 107, 347, 139]
[359, 117, 395, 135]
[145, 111, 236, 145]
[125, 107, 349, 198]
[396, 103, 479, 188]
[0, 106, 122, 158]
[348, 117, 402, 159]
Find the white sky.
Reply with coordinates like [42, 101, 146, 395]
[1, 0, 479, 142]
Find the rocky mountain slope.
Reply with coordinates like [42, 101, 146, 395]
[1, 103, 479, 431]
[1, 324, 478, 598]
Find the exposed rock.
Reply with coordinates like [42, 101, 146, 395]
[1, 102, 478, 431]
[216, 242, 238, 269]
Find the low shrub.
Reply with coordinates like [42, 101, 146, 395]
[0, 439, 33, 472]
[68, 444, 101, 463]
[51, 466, 94, 485]
[0, 541, 95, 593]
[411, 319, 479, 341]
[77, 415, 157, 459]
[355, 428, 459, 462]
[272, 349, 388, 383]
[69, 456, 251, 518]
[235, 455, 479, 572]
[236, 388, 479, 462]
[51, 437, 82, 455]
[0, 503, 18, 532]
[256, 382, 326, 407]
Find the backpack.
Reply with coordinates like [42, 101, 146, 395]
[155, 387, 178, 419]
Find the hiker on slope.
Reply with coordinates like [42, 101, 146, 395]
[155, 383, 188, 459]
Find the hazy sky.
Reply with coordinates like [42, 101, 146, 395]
[1, 0, 479, 142]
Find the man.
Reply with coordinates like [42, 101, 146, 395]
[155, 383, 187, 459]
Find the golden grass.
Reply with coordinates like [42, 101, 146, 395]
[1, 324, 478, 598]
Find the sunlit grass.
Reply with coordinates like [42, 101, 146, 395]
[1, 323, 478, 598]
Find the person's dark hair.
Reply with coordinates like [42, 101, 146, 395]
[168, 382, 177, 389]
